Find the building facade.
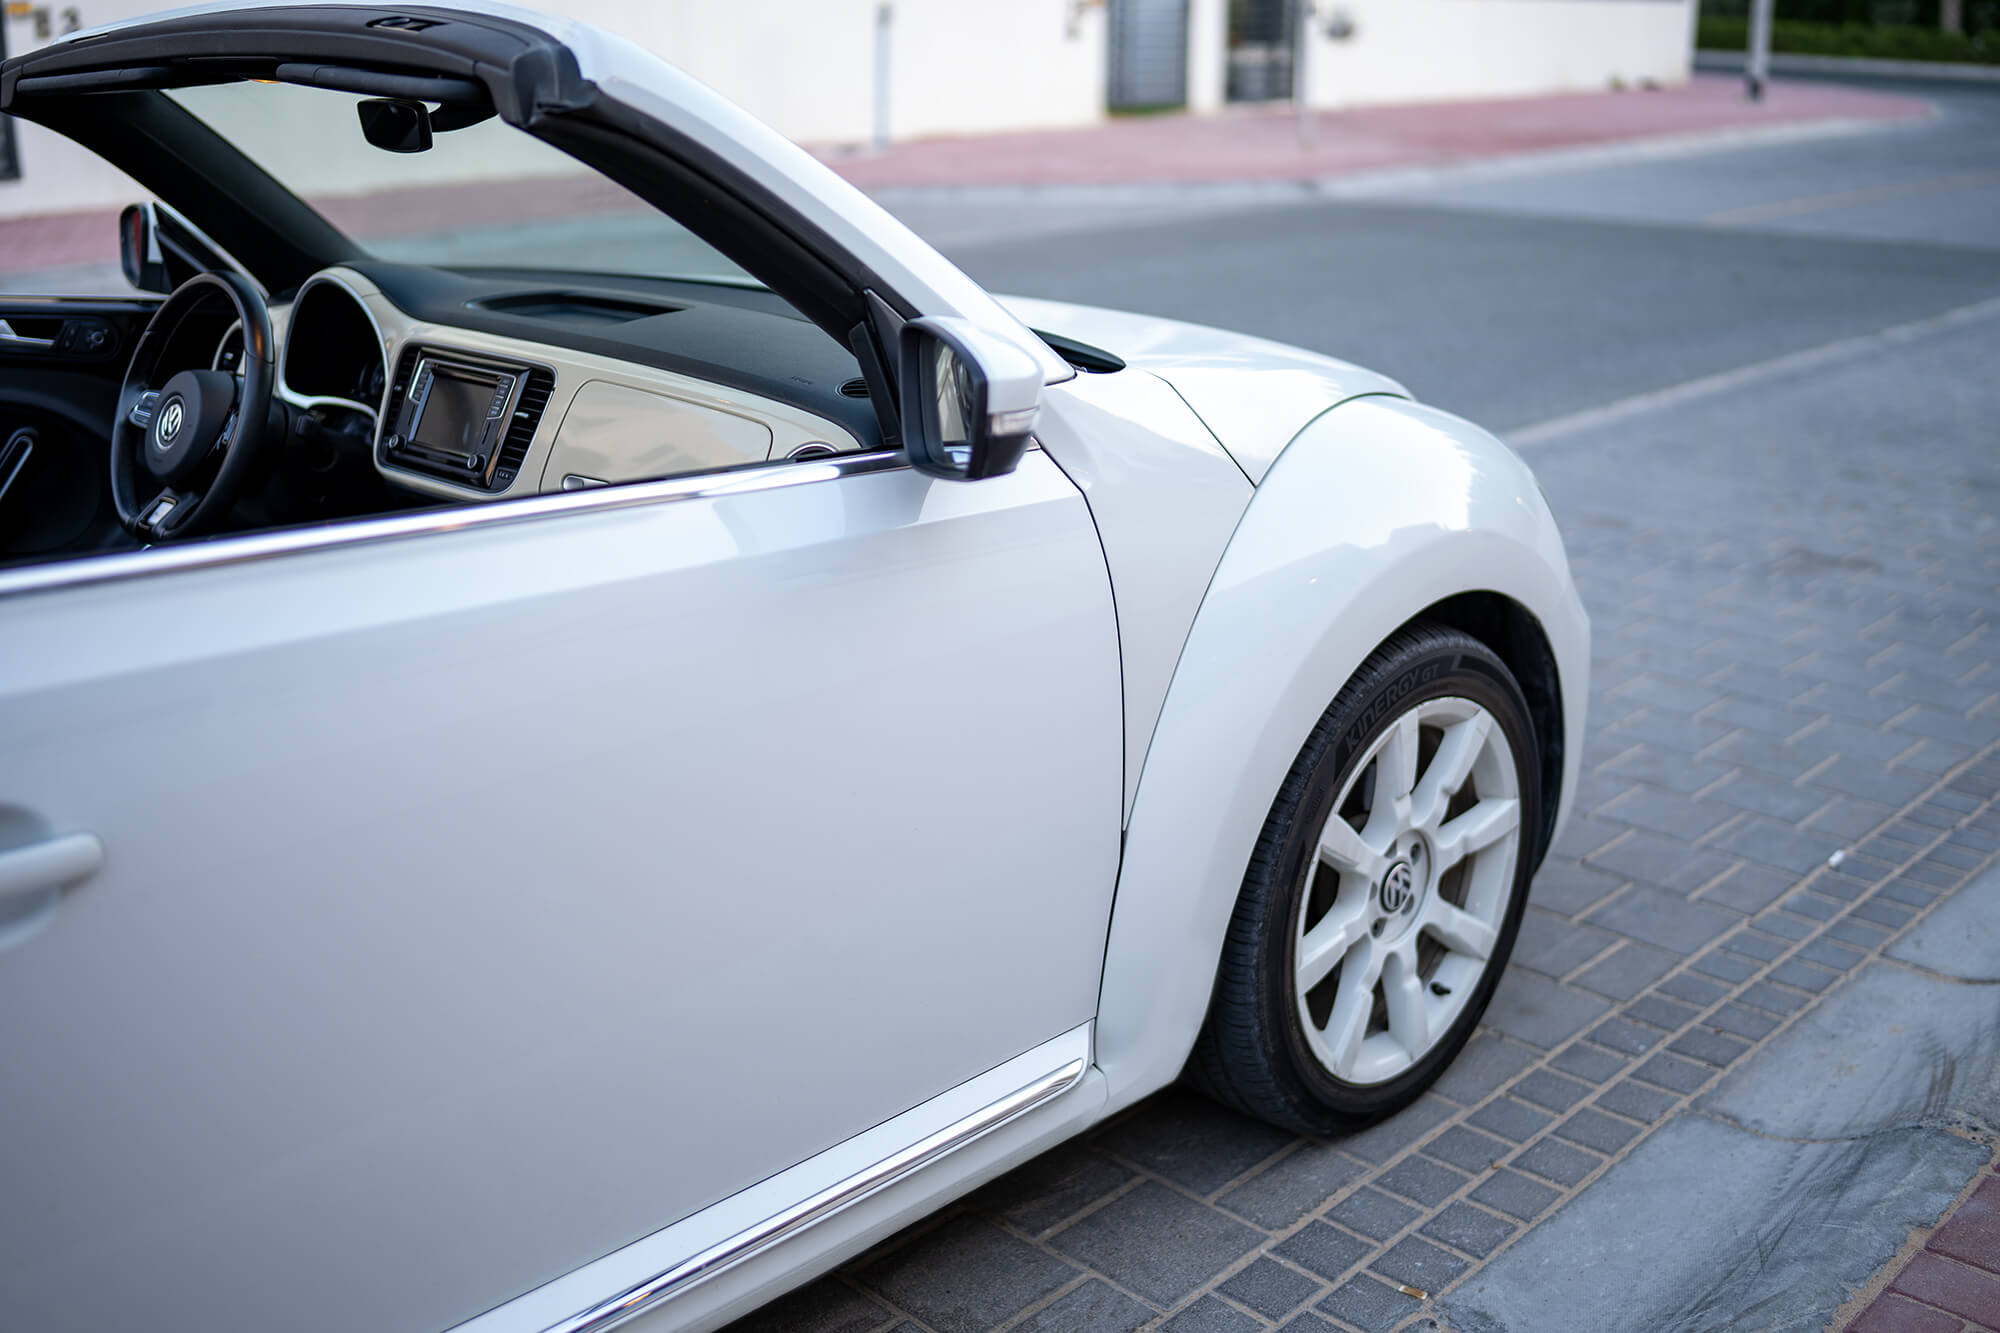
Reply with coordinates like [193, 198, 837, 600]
[1, 0, 1696, 219]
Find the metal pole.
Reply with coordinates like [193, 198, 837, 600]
[873, 3, 893, 154]
[1296, 0, 1315, 151]
[1746, 0, 1774, 102]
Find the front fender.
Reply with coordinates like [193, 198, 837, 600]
[1094, 396, 1590, 1114]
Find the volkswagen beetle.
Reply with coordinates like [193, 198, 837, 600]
[0, 6, 1588, 1331]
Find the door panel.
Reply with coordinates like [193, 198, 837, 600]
[0, 452, 1123, 1333]
[0, 297, 157, 561]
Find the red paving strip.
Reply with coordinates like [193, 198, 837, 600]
[1848, 1161, 2000, 1332]
[0, 73, 1930, 278]
[820, 73, 1930, 190]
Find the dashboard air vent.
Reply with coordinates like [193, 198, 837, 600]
[490, 367, 555, 491]
[839, 377, 872, 399]
[382, 343, 425, 434]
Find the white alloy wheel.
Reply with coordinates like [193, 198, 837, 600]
[1296, 696, 1522, 1086]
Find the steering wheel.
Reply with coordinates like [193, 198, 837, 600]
[112, 271, 276, 540]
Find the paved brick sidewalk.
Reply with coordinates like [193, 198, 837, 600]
[1846, 1163, 2000, 1332]
[727, 285, 2000, 1331]
[822, 74, 1927, 190]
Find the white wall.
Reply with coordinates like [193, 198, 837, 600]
[0, 0, 1694, 222]
[1297, 0, 1695, 110]
[1, 0, 1108, 219]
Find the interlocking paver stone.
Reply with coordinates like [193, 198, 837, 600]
[1468, 1169, 1562, 1222]
[1633, 1052, 1712, 1093]
[1587, 886, 1742, 954]
[1047, 1182, 1259, 1308]
[1512, 1136, 1603, 1187]
[1333, 1095, 1454, 1164]
[726, 1281, 893, 1333]
[1013, 1280, 1155, 1333]
[1218, 1258, 1324, 1321]
[1481, 969, 1611, 1049]
[1551, 1041, 1627, 1082]
[1317, 1275, 1424, 1333]
[1420, 1202, 1518, 1259]
[1160, 1295, 1263, 1333]
[1370, 1235, 1469, 1291]
[1889, 1251, 2000, 1326]
[1626, 994, 1701, 1031]
[1512, 1070, 1593, 1113]
[1219, 1143, 1367, 1230]
[1553, 1107, 1641, 1154]
[1669, 1028, 1753, 1068]
[1469, 1097, 1554, 1144]
[1927, 1176, 2000, 1273]
[1770, 958, 1841, 992]
[1275, 1221, 1375, 1281]
[1573, 941, 1681, 1000]
[1431, 1032, 1538, 1104]
[978, 1146, 1135, 1236]
[1376, 1155, 1469, 1207]
[1658, 971, 1732, 1007]
[1423, 1126, 1512, 1174]
[1700, 862, 1798, 914]
[1323, 1189, 1419, 1243]
[1095, 1092, 1295, 1196]
[859, 1216, 1078, 1333]
[1846, 1293, 1964, 1333]
[1596, 1078, 1679, 1123]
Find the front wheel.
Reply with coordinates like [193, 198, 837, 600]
[1190, 623, 1543, 1133]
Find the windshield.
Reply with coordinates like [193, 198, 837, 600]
[165, 82, 758, 287]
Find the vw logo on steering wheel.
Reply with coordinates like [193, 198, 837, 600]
[157, 397, 186, 447]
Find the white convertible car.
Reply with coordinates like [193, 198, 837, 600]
[0, 5, 1588, 1331]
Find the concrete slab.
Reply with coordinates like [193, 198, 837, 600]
[1698, 963, 2000, 1143]
[1889, 865, 2000, 984]
[1440, 1115, 1989, 1333]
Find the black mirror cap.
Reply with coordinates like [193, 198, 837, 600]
[358, 98, 434, 154]
[897, 321, 1035, 483]
[118, 203, 173, 294]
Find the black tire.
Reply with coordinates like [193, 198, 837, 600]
[1189, 622, 1543, 1134]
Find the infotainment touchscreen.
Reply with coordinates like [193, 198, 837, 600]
[412, 366, 500, 458]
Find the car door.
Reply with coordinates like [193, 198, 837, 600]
[0, 447, 1124, 1333]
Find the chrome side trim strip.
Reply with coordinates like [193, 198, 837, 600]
[0, 450, 908, 601]
[541, 1057, 1088, 1333]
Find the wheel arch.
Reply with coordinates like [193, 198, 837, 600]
[1092, 395, 1590, 1115]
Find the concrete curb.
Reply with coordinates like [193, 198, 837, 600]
[1697, 48, 2000, 84]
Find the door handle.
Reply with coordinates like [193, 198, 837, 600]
[0, 831, 103, 901]
[0, 833, 103, 950]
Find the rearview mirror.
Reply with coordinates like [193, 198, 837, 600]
[358, 98, 434, 154]
[897, 318, 1042, 481]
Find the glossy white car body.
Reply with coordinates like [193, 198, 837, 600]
[0, 6, 1588, 1332]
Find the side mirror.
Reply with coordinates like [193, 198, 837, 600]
[118, 203, 172, 294]
[119, 202, 239, 294]
[898, 317, 1042, 481]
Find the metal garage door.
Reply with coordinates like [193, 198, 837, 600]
[1108, 0, 1189, 111]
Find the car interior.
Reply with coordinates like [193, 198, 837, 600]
[0, 17, 1118, 574]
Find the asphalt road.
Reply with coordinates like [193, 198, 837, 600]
[902, 79, 2000, 437]
[732, 79, 2000, 1333]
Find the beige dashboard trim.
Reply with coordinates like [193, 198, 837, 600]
[314, 267, 864, 504]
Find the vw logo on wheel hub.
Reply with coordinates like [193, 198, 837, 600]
[157, 397, 185, 447]
[1379, 859, 1416, 915]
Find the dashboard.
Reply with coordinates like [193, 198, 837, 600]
[270, 267, 869, 507]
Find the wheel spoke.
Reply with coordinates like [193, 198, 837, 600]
[1433, 797, 1521, 873]
[1316, 943, 1383, 1075]
[1296, 898, 1371, 995]
[1318, 815, 1386, 884]
[1382, 946, 1431, 1057]
[1421, 897, 1498, 962]
[1411, 712, 1491, 831]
